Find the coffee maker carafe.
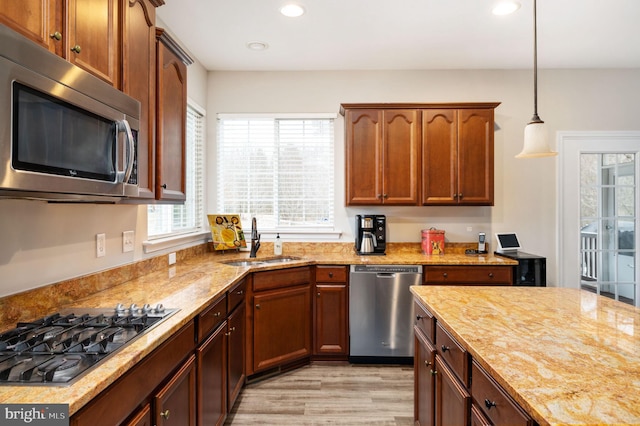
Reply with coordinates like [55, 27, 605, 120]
[355, 214, 386, 255]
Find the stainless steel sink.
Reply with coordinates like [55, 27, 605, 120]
[223, 257, 300, 267]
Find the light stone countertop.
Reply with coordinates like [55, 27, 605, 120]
[0, 242, 516, 416]
[410, 285, 640, 426]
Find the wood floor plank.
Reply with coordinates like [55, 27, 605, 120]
[225, 363, 414, 425]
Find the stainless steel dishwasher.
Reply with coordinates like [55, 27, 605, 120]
[349, 264, 423, 363]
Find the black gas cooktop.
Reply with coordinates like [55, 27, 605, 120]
[0, 304, 178, 386]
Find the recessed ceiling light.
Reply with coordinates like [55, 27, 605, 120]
[280, 4, 305, 18]
[246, 41, 269, 51]
[492, 1, 521, 15]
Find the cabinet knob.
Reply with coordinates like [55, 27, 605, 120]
[71, 44, 81, 53]
[255, 304, 261, 309]
[377, 194, 382, 199]
[441, 345, 450, 353]
[442, 272, 448, 278]
[328, 272, 333, 278]
[458, 193, 463, 199]
[484, 399, 497, 410]
[383, 193, 388, 199]
[161, 183, 167, 189]
[317, 292, 321, 297]
[236, 290, 244, 295]
[430, 369, 437, 376]
[50, 31, 62, 41]
[453, 193, 458, 199]
[416, 315, 423, 321]
[160, 409, 170, 419]
[488, 272, 494, 278]
[214, 311, 221, 317]
[424, 360, 432, 367]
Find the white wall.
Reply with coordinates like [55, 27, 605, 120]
[207, 69, 640, 285]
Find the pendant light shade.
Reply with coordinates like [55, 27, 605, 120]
[516, 0, 557, 159]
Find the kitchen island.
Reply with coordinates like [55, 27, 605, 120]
[411, 285, 640, 425]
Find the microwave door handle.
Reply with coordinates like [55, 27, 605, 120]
[117, 119, 135, 183]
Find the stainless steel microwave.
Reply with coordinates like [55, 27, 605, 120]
[0, 24, 140, 202]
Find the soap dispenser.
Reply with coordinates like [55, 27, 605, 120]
[274, 233, 283, 255]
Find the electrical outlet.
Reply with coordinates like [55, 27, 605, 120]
[168, 252, 176, 265]
[122, 231, 134, 253]
[96, 233, 106, 257]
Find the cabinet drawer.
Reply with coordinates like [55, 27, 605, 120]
[471, 359, 533, 426]
[414, 300, 435, 344]
[253, 266, 312, 292]
[436, 322, 469, 386]
[425, 265, 512, 284]
[228, 278, 247, 312]
[315, 265, 347, 282]
[197, 295, 227, 342]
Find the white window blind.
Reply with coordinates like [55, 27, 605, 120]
[148, 103, 205, 238]
[216, 114, 335, 231]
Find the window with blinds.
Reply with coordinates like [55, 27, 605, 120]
[216, 114, 335, 231]
[148, 103, 205, 238]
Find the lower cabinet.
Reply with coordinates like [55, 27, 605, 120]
[227, 301, 245, 411]
[248, 267, 312, 375]
[155, 354, 197, 425]
[434, 355, 470, 426]
[314, 265, 349, 358]
[414, 327, 436, 426]
[196, 322, 226, 426]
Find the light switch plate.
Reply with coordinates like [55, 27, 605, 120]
[96, 233, 106, 257]
[123, 231, 134, 253]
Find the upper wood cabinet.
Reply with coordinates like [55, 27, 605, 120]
[0, 0, 63, 56]
[67, 0, 119, 86]
[156, 28, 191, 202]
[122, 0, 163, 199]
[422, 107, 498, 206]
[341, 103, 500, 207]
[343, 107, 421, 205]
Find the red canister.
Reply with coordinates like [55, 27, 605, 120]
[421, 228, 445, 255]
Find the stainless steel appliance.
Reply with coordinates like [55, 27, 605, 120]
[0, 24, 140, 202]
[0, 304, 177, 385]
[355, 214, 386, 255]
[349, 265, 422, 363]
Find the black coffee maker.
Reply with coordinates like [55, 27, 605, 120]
[355, 214, 386, 255]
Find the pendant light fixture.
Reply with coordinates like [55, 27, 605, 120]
[516, 0, 557, 158]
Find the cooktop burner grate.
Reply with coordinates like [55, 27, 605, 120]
[0, 305, 178, 386]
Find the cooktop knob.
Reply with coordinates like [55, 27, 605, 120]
[155, 303, 165, 314]
[115, 303, 126, 313]
[142, 303, 152, 313]
[130, 303, 139, 314]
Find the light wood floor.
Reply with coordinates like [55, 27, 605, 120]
[225, 362, 414, 425]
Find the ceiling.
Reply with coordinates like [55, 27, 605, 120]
[156, 0, 640, 71]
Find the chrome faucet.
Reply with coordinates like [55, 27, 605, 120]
[249, 217, 260, 258]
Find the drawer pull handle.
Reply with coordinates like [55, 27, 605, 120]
[214, 311, 221, 317]
[441, 345, 450, 353]
[485, 399, 497, 410]
[236, 290, 244, 295]
[160, 409, 170, 419]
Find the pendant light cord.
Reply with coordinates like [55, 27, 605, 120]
[530, 0, 543, 124]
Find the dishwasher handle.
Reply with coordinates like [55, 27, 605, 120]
[376, 272, 396, 278]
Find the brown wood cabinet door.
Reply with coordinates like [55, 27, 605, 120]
[227, 303, 245, 412]
[457, 109, 494, 205]
[383, 109, 421, 204]
[415, 328, 436, 426]
[434, 355, 470, 426]
[345, 109, 383, 205]
[67, 0, 119, 86]
[122, 0, 157, 199]
[155, 354, 197, 426]
[124, 403, 152, 426]
[253, 284, 312, 372]
[314, 283, 348, 356]
[0, 0, 63, 55]
[156, 33, 187, 202]
[196, 323, 226, 426]
[422, 109, 458, 205]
